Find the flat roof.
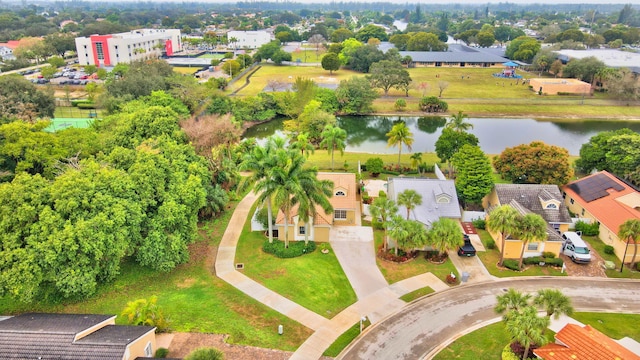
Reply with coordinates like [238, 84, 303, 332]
[555, 49, 640, 69]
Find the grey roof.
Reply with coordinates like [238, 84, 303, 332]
[0, 313, 155, 360]
[387, 177, 461, 226]
[494, 184, 572, 224]
[400, 44, 508, 64]
[508, 199, 564, 242]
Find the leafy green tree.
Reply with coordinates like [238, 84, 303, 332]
[575, 129, 637, 174]
[407, 32, 447, 51]
[335, 76, 378, 114]
[493, 141, 573, 186]
[349, 44, 385, 73]
[290, 132, 315, 158]
[321, 52, 341, 74]
[476, 31, 496, 47]
[505, 306, 549, 360]
[514, 213, 548, 269]
[331, 28, 354, 43]
[618, 219, 640, 270]
[445, 111, 473, 132]
[271, 49, 292, 65]
[367, 60, 412, 96]
[221, 59, 241, 77]
[389, 34, 410, 50]
[44, 33, 76, 57]
[356, 24, 388, 42]
[452, 145, 494, 206]
[487, 205, 520, 267]
[287, 100, 337, 144]
[604, 134, 640, 182]
[418, 96, 448, 113]
[435, 128, 479, 176]
[47, 56, 65, 68]
[0, 75, 55, 122]
[495, 288, 532, 316]
[365, 157, 384, 177]
[254, 40, 282, 62]
[369, 197, 399, 252]
[338, 38, 363, 66]
[388, 215, 409, 256]
[122, 296, 170, 332]
[410, 152, 423, 172]
[397, 189, 422, 220]
[428, 217, 463, 255]
[505, 36, 540, 63]
[320, 125, 347, 171]
[386, 122, 414, 167]
[533, 289, 574, 319]
[103, 60, 173, 101]
[184, 347, 224, 360]
[562, 56, 606, 84]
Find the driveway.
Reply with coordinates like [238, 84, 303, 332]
[338, 278, 640, 360]
[560, 242, 607, 277]
[330, 226, 389, 300]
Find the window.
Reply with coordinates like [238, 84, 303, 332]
[546, 203, 557, 209]
[581, 209, 585, 216]
[570, 198, 575, 204]
[335, 190, 346, 196]
[95, 42, 104, 60]
[144, 342, 153, 357]
[334, 210, 347, 220]
[527, 243, 539, 251]
[299, 226, 305, 235]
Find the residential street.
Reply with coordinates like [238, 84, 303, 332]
[338, 277, 640, 360]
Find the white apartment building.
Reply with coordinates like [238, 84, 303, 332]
[227, 30, 272, 49]
[75, 29, 182, 67]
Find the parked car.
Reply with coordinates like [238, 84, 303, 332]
[457, 234, 476, 257]
[561, 231, 591, 264]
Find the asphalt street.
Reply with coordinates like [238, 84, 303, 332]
[338, 277, 640, 360]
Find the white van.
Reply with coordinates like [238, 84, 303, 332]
[561, 231, 592, 264]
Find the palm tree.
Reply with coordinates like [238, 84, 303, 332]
[369, 197, 399, 251]
[428, 218, 464, 256]
[410, 152, 423, 174]
[320, 125, 347, 171]
[487, 205, 519, 267]
[495, 288, 532, 316]
[297, 172, 334, 246]
[515, 213, 548, 270]
[445, 111, 473, 133]
[533, 289, 573, 319]
[386, 122, 414, 167]
[505, 306, 549, 360]
[618, 219, 640, 271]
[239, 136, 286, 243]
[405, 220, 429, 252]
[388, 215, 409, 256]
[290, 132, 315, 158]
[397, 189, 422, 220]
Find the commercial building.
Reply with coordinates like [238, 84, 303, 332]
[227, 30, 272, 49]
[75, 29, 182, 67]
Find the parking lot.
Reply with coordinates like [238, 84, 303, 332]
[20, 66, 100, 86]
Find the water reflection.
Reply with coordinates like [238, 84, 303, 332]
[243, 116, 640, 155]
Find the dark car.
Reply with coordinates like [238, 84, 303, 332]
[457, 234, 476, 257]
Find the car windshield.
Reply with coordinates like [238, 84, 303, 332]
[574, 247, 590, 254]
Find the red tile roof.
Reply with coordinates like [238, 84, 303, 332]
[562, 171, 640, 238]
[534, 324, 640, 360]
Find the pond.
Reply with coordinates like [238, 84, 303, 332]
[242, 116, 640, 156]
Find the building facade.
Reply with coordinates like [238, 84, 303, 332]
[75, 29, 182, 67]
[227, 30, 272, 49]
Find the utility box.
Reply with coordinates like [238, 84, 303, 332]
[461, 272, 470, 282]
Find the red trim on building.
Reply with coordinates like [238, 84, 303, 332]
[89, 35, 112, 66]
[165, 40, 173, 56]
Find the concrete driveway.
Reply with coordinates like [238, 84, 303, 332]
[338, 278, 640, 360]
[330, 226, 389, 300]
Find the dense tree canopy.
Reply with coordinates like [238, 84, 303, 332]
[452, 144, 494, 206]
[494, 141, 573, 186]
[335, 76, 379, 114]
[367, 60, 412, 96]
[0, 75, 55, 123]
[505, 36, 540, 62]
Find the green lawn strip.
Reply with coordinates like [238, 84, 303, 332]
[235, 204, 357, 318]
[322, 319, 371, 357]
[399, 286, 435, 303]
[582, 235, 640, 279]
[369, 221, 459, 284]
[305, 151, 441, 173]
[173, 66, 200, 75]
[0, 200, 312, 351]
[476, 229, 567, 277]
[571, 313, 640, 341]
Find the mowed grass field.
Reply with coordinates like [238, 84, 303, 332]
[231, 64, 640, 119]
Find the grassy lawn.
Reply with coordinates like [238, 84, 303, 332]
[435, 312, 640, 359]
[0, 199, 312, 351]
[53, 106, 103, 119]
[582, 235, 640, 279]
[370, 221, 459, 284]
[173, 66, 201, 75]
[304, 151, 441, 173]
[476, 229, 567, 277]
[198, 53, 224, 59]
[399, 286, 435, 303]
[291, 49, 326, 63]
[323, 318, 371, 357]
[235, 205, 357, 318]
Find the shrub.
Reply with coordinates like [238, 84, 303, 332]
[378, 247, 417, 263]
[604, 245, 615, 255]
[255, 206, 272, 229]
[542, 252, 556, 259]
[394, 98, 407, 111]
[263, 239, 316, 258]
[365, 157, 384, 177]
[472, 218, 486, 230]
[184, 347, 224, 360]
[575, 220, 599, 236]
[372, 219, 384, 230]
[77, 102, 97, 109]
[155, 348, 169, 358]
[503, 259, 520, 271]
[545, 258, 564, 267]
[362, 194, 372, 204]
[485, 238, 496, 250]
[419, 96, 448, 113]
[121, 296, 170, 332]
[71, 99, 93, 107]
[523, 256, 543, 265]
[502, 344, 520, 360]
[418, 163, 434, 173]
[378, 190, 387, 198]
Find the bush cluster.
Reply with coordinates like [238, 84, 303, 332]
[485, 238, 496, 250]
[383, 164, 413, 173]
[472, 218, 486, 230]
[523, 256, 563, 267]
[378, 248, 417, 263]
[604, 245, 615, 255]
[575, 220, 599, 236]
[502, 259, 520, 271]
[263, 239, 316, 258]
[501, 344, 520, 360]
[155, 348, 169, 358]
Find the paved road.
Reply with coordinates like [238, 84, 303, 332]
[338, 277, 640, 360]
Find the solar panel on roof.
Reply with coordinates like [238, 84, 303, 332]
[568, 173, 625, 202]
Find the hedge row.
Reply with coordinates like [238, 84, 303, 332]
[523, 256, 563, 267]
[263, 239, 316, 258]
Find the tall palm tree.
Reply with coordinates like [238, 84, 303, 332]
[239, 136, 286, 243]
[428, 218, 464, 256]
[495, 288, 532, 316]
[405, 219, 429, 252]
[320, 125, 347, 171]
[297, 172, 334, 246]
[515, 213, 548, 270]
[445, 111, 473, 133]
[290, 132, 315, 158]
[487, 205, 519, 267]
[505, 306, 549, 360]
[386, 122, 414, 167]
[388, 215, 409, 256]
[618, 218, 640, 271]
[533, 289, 573, 319]
[369, 197, 399, 251]
[397, 189, 422, 220]
[410, 152, 423, 174]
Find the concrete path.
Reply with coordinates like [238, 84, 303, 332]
[329, 226, 388, 300]
[215, 192, 331, 331]
[447, 250, 495, 284]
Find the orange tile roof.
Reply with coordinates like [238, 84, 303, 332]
[275, 172, 357, 226]
[562, 171, 640, 238]
[534, 324, 640, 360]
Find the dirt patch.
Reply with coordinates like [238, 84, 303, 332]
[166, 333, 294, 359]
[176, 278, 197, 289]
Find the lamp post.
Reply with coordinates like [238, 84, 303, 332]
[360, 316, 367, 333]
[620, 238, 630, 273]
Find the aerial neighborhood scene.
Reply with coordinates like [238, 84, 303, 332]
[2, 0, 640, 358]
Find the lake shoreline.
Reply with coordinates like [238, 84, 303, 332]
[370, 111, 640, 121]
